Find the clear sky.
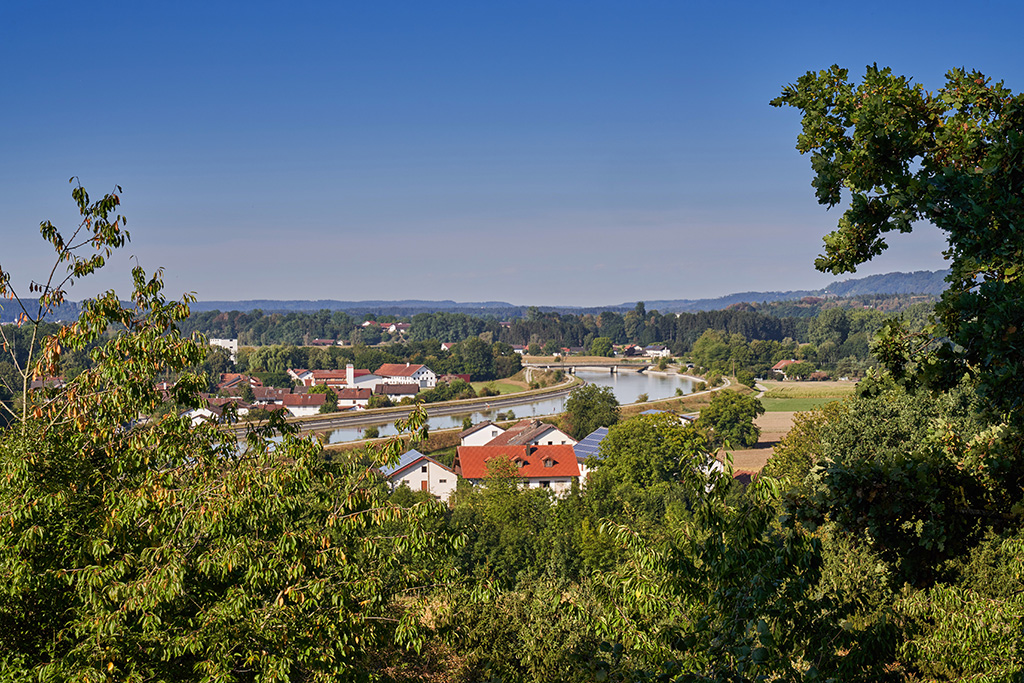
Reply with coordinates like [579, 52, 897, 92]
[2, 1, 1022, 307]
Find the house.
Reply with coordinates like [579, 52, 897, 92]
[511, 345, 527, 355]
[335, 387, 373, 408]
[771, 359, 798, 375]
[486, 419, 577, 447]
[287, 365, 382, 391]
[460, 420, 507, 447]
[620, 344, 644, 357]
[454, 444, 581, 495]
[387, 323, 411, 334]
[279, 392, 326, 417]
[209, 338, 238, 362]
[217, 373, 262, 394]
[182, 396, 251, 425]
[375, 363, 437, 389]
[252, 386, 292, 405]
[374, 383, 419, 402]
[380, 449, 458, 502]
[440, 342, 456, 352]
[438, 373, 472, 384]
[644, 344, 671, 358]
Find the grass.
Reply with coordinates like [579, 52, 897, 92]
[760, 397, 844, 412]
[471, 381, 524, 395]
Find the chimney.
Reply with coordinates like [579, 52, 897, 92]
[406, 362, 410, 367]
[347, 363, 354, 386]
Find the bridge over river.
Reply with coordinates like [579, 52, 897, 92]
[524, 362, 652, 375]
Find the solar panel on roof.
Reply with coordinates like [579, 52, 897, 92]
[379, 449, 425, 477]
[573, 426, 609, 460]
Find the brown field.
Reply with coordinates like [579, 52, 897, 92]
[719, 411, 797, 473]
[759, 379, 857, 399]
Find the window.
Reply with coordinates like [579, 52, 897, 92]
[540, 481, 550, 488]
[421, 465, 427, 473]
[439, 479, 447, 483]
[543, 459, 553, 468]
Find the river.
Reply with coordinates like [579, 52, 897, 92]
[326, 369, 696, 444]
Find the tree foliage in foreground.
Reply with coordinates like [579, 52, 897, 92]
[772, 64, 1024, 422]
[0, 182, 457, 681]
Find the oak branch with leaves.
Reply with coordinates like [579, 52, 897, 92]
[772, 65, 1024, 421]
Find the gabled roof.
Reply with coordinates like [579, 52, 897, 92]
[309, 369, 350, 380]
[459, 420, 504, 439]
[486, 419, 568, 446]
[455, 445, 580, 479]
[253, 386, 292, 401]
[772, 359, 798, 370]
[336, 388, 372, 400]
[376, 363, 429, 378]
[380, 449, 455, 478]
[280, 393, 327, 407]
[375, 383, 419, 396]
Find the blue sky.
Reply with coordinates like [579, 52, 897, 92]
[2, 1, 1022, 307]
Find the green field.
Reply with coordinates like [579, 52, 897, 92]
[471, 381, 524, 395]
[760, 397, 844, 412]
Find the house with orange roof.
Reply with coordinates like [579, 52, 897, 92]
[454, 444, 581, 495]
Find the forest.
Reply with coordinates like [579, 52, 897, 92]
[2, 64, 1023, 681]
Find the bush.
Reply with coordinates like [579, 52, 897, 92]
[364, 426, 380, 439]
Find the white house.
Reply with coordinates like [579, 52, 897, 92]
[335, 387, 372, 408]
[460, 420, 507, 447]
[381, 449, 458, 502]
[644, 344, 671, 358]
[209, 338, 238, 362]
[279, 392, 326, 417]
[375, 363, 437, 389]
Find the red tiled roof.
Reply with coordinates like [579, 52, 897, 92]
[376, 363, 426, 378]
[772, 359, 798, 370]
[455, 445, 580, 479]
[280, 393, 327, 407]
[336, 388, 372, 400]
[310, 370, 350, 379]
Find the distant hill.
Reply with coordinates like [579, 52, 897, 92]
[6, 269, 951, 322]
[635, 269, 950, 313]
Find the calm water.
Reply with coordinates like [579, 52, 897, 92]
[327, 369, 696, 443]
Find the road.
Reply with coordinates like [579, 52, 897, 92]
[234, 378, 581, 435]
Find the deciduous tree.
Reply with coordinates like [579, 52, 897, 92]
[772, 65, 1024, 422]
[564, 384, 619, 440]
[697, 391, 765, 448]
[0, 182, 455, 680]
